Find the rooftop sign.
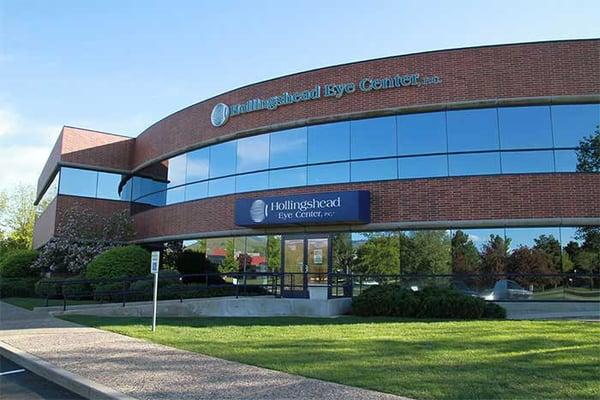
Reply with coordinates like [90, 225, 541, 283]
[210, 72, 441, 127]
[235, 190, 371, 226]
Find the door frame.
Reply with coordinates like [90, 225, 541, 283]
[280, 233, 333, 299]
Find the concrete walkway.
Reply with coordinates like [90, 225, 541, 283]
[0, 302, 406, 400]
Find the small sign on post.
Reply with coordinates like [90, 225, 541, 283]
[150, 251, 160, 332]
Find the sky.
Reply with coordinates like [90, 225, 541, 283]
[0, 0, 599, 193]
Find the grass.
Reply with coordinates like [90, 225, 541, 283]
[60, 315, 600, 400]
[2, 297, 94, 310]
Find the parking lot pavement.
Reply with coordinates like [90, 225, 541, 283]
[0, 355, 84, 400]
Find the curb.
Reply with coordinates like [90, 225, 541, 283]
[0, 341, 137, 400]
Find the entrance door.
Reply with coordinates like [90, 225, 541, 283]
[281, 234, 330, 298]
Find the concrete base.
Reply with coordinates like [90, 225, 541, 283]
[50, 296, 353, 318]
[497, 301, 600, 320]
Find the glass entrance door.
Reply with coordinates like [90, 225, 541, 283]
[281, 235, 330, 298]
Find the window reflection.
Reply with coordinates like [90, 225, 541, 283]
[499, 106, 552, 150]
[185, 181, 208, 201]
[552, 104, 600, 148]
[209, 142, 237, 178]
[208, 176, 235, 197]
[269, 166, 306, 189]
[449, 152, 501, 176]
[308, 162, 349, 185]
[554, 149, 578, 172]
[351, 159, 397, 182]
[447, 108, 499, 152]
[59, 167, 97, 198]
[236, 171, 269, 193]
[187, 148, 209, 183]
[236, 135, 269, 173]
[351, 116, 396, 159]
[501, 150, 554, 174]
[166, 186, 185, 205]
[308, 121, 350, 163]
[398, 155, 447, 179]
[397, 111, 446, 155]
[167, 154, 187, 188]
[270, 127, 307, 168]
[96, 172, 121, 200]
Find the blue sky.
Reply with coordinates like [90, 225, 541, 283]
[0, 0, 599, 192]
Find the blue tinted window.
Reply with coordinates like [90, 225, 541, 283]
[505, 227, 561, 251]
[166, 186, 185, 205]
[447, 108, 499, 152]
[59, 167, 97, 197]
[308, 122, 350, 163]
[132, 177, 166, 200]
[167, 154, 187, 188]
[449, 152, 501, 176]
[136, 191, 166, 207]
[397, 111, 446, 155]
[208, 176, 235, 197]
[499, 106, 552, 150]
[236, 135, 269, 173]
[96, 172, 122, 200]
[552, 104, 600, 148]
[187, 148, 209, 183]
[185, 181, 208, 201]
[270, 127, 307, 168]
[269, 166, 306, 189]
[351, 159, 397, 182]
[236, 171, 269, 193]
[398, 155, 447, 179]
[554, 149, 578, 172]
[308, 162, 350, 185]
[501, 150, 554, 174]
[351, 116, 396, 159]
[209, 142, 237, 178]
[119, 177, 132, 201]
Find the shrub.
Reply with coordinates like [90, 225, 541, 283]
[352, 284, 506, 319]
[85, 245, 150, 281]
[0, 249, 39, 278]
[35, 277, 63, 298]
[174, 250, 224, 284]
[0, 277, 38, 298]
[93, 282, 128, 302]
[62, 275, 93, 299]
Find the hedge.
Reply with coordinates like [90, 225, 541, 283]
[352, 285, 506, 319]
[0, 249, 39, 278]
[85, 245, 150, 281]
[0, 277, 38, 298]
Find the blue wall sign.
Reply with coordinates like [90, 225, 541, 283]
[235, 191, 370, 226]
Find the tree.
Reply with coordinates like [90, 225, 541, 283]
[332, 233, 354, 273]
[576, 126, 600, 173]
[266, 236, 281, 272]
[479, 234, 510, 282]
[533, 234, 562, 273]
[32, 204, 135, 275]
[451, 230, 480, 275]
[400, 231, 452, 274]
[0, 184, 37, 252]
[354, 232, 399, 275]
[507, 246, 558, 288]
[218, 238, 238, 273]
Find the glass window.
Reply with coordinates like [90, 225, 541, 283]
[498, 106, 553, 150]
[185, 181, 208, 201]
[307, 162, 350, 185]
[96, 172, 122, 200]
[187, 147, 209, 183]
[447, 108, 499, 152]
[351, 159, 397, 182]
[269, 166, 306, 189]
[351, 116, 397, 159]
[266, 235, 281, 272]
[119, 177, 132, 201]
[132, 176, 167, 200]
[353, 232, 400, 274]
[555, 149, 578, 172]
[449, 152, 501, 176]
[136, 190, 166, 207]
[501, 150, 554, 174]
[167, 154, 187, 188]
[269, 127, 307, 168]
[208, 176, 235, 197]
[209, 141, 236, 178]
[307, 121, 350, 163]
[166, 186, 185, 205]
[397, 111, 446, 155]
[236, 134, 269, 173]
[552, 104, 600, 148]
[505, 227, 561, 251]
[398, 155, 448, 179]
[236, 171, 269, 193]
[59, 167, 98, 197]
[399, 230, 451, 274]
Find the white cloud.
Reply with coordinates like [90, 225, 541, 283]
[0, 108, 19, 137]
[468, 234, 481, 242]
[0, 145, 49, 192]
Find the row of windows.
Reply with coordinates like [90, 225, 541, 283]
[164, 104, 598, 191]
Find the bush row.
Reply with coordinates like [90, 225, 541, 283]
[352, 285, 506, 319]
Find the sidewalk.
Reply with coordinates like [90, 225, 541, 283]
[0, 301, 406, 400]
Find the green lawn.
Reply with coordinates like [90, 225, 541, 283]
[2, 297, 94, 310]
[60, 315, 600, 400]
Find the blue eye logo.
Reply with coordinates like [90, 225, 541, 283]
[211, 103, 230, 127]
[250, 199, 268, 223]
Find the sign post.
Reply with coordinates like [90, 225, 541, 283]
[150, 251, 160, 332]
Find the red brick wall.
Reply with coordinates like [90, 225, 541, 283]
[132, 173, 600, 241]
[54, 196, 131, 236]
[133, 40, 600, 169]
[60, 127, 134, 171]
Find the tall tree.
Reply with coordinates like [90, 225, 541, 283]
[266, 236, 281, 272]
[401, 230, 452, 274]
[576, 126, 600, 173]
[451, 230, 480, 275]
[0, 184, 37, 251]
[533, 234, 562, 273]
[354, 232, 399, 275]
[218, 238, 238, 273]
[479, 234, 510, 283]
[332, 233, 354, 274]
